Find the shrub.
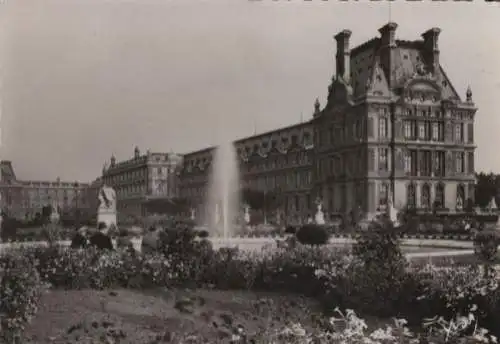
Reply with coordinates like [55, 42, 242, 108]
[351, 217, 408, 316]
[295, 224, 329, 245]
[196, 229, 209, 238]
[285, 225, 297, 234]
[0, 252, 46, 343]
[474, 230, 500, 262]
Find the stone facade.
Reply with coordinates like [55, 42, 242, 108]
[180, 123, 314, 224]
[0, 160, 90, 219]
[314, 23, 476, 216]
[179, 22, 477, 223]
[101, 147, 183, 218]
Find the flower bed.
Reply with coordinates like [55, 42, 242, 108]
[1, 230, 499, 343]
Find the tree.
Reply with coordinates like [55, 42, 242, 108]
[475, 172, 500, 208]
[241, 188, 266, 210]
[241, 188, 284, 212]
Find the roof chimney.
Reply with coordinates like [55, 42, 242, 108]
[421, 28, 441, 75]
[378, 22, 398, 88]
[378, 22, 398, 48]
[334, 29, 352, 83]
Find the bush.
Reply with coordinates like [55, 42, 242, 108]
[0, 252, 46, 343]
[4, 219, 500, 342]
[474, 230, 500, 262]
[351, 217, 408, 316]
[295, 224, 329, 245]
[196, 229, 209, 238]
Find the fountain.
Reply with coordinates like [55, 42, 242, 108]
[205, 139, 241, 239]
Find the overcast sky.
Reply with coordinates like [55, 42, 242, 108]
[1, 0, 499, 182]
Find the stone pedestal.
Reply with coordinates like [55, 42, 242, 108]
[97, 186, 117, 229]
[97, 212, 117, 229]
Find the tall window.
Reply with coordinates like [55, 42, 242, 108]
[420, 150, 432, 177]
[404, 151, 412, 173]
[434, 151, 445, 177]
[418, 122, 426, 140]
[435, 183, 445, 209]
[379, 117, 388, 139]
[455, 123, 464, 142]
[379, 148, 388, 171]
[467, 123, 474, 143]
[421, 183, 431, 209]
[404, 120, 414, 140]
[467, 152, 474, 174]
[368, 149, 375, 171]
[456, 152, 465, 173]
[407, 183, 416, 208]
[379, 183, 388, 207]
[432, 122, 439, 141]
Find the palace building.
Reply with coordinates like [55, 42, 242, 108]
[178, 23, 477, 224]
[101, 147, 183, 218]
[0, 160, 90, 219]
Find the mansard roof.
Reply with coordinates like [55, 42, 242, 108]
[346, 32, 460, 100]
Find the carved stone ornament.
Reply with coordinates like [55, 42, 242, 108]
[277, 136, 290, 154]
[258, 144, 268, 158]
[240, 151, 248, 162]
[416, 63, 426, 76]
[198, 160, 205, 171]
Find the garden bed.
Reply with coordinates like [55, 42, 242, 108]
[23, 288, 389, 344]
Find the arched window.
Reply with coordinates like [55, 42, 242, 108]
[435, 183, 445, 209]
[379, 183, 389, 207]
[456, 184, 465, 210]
[421, 183, 431, 209]
[407, 183, 416, 208]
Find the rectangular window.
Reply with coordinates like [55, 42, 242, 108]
[420, 150, 432, 177]
[432, 122, 439, 141]
[379, 117, 388, 139]
[468, 152, 474, 174]
[438, 122, 445, 141]
[418, 123, 426, 140]
[467, 123, 474, 143]
[403, 151, 412, 173]
[404, 120, 414, 140]
[379, 183, 388, 206]
[378, 148, 388, 171]
[456, 152, 465, 173]
[434, 151, 445, 177]
[455, 123, 464, 142]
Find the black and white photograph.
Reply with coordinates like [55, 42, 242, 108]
[1, 0, 500, 343]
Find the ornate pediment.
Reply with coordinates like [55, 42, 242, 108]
[402, 78, 441, 103]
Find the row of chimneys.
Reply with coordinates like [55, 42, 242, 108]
[334, 22, 441, 85]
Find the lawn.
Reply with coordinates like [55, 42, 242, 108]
[25, 289, 365, 344]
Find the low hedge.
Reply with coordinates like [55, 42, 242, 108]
[1, 227, 500, 342]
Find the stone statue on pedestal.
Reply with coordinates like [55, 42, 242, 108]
[50, 201, 60, 224]
[314, 198, 325, 225]
[190, 208, 196, 221]
[97, 186, 117, 228]
[243, 204, 250, 225]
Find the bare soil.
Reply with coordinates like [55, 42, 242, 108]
[24, 288, 329, 344]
